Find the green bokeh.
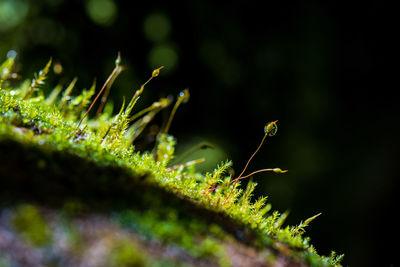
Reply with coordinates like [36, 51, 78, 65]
[0, 0, 29, 32]
[85, 0, 117, 26]
[148, 44, 178, 72]
[143, 13, 171, 42]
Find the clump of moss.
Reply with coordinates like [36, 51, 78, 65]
[109, 238, 148, 267]
[11, 204, 51, 246]
[0, 52, 343, 266]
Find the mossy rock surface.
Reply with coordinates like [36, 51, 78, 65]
[0, 136, 303, 267]
[0, 57, 342, 266]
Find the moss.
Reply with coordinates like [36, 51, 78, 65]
[0, 54, 343, 266]
[11, 204, 51, 246]
[114, 207, 230, 264]
[109, 239, 147, 267]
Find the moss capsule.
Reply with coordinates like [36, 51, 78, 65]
[264, 120, 278, 136]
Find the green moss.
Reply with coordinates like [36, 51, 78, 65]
[0, 54, 343, 266]
[11, 204, 51, 246]
[115, 207, 230, 264]
[109, 239, 147, 267]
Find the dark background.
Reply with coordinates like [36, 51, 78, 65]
[0, 1, 397, 266]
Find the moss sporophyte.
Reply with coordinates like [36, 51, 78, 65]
[0, 51, 343, 266]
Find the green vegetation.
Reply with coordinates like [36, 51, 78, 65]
[0, 53, 343, 266]
[11, 204, 51, 246]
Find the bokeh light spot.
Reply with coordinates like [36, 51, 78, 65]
[85, 0, 117, 26]
[143, 13, 171, 42]
[7, 50, 17, 59]
[53, 62, 63, 74]
[149, 45, 178, 73]
[0, 0, 29, 31]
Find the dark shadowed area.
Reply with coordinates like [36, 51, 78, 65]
[0, 1, 396, 266]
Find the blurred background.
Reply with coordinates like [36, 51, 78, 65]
[0, 0, 397, 266]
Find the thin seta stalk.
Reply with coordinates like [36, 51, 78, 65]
[210, 168, 287, 192]
[125, 66, 165, 115]
[163, 88, 190, 134]
[165, 142, 214, 172]
[207, 121, 287, 205]
[100, 65, 165, 142]
[77, 52, 124, 129]
[152, 89, 190, 160]
[127, 97, 171, 144]
[173, 142, 215, 164]
[129, 97, 171, 123]
[95, 53, 125, 117]
[166, 158, 206, 172]
[101, 97, 125, 144]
